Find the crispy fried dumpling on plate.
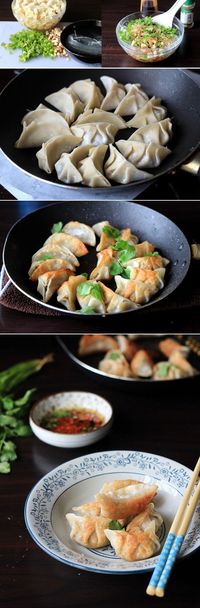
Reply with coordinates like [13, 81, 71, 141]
[124, 255, 169, 271]
[104, 525, 160, 561]
[114, 274, 162, 305]
[29, 260, 74, 281]
[104, 145, 151, 184]
[62, 221, 96, 247]
[92, 221, 109, 237]
[73, 501, 102, 516]
[130, 349, 154, 378]
[44, 232, 88, 257]
[55, 144, 91, 184]
[115, 83, 148, 116]
[74, 109, 126, 130]
[127, 502, 163, 534]
[36, 133, 82, 174]
[126, 97, 167, 128]
[15, 114, 70, 149]
[96, 479, 158, 519]
[100, 76, 126, 111]
[78, 145, 111, 188]
[129, 118, 173, 145]
[57, 275, 87, 311]
[31, 244, 79, 270]
[37, 269, 70, 303]
[107, 294, 140, 313]
[98, 351, 132, 378]
[76, 280, 107, 314]
[68, 79, 103, 110]
[116, 140, 171, 169]
[78, 335, 118, 356]
[71, 122, 118, 146]
[90, 248, 116, 281]
[45, 88, 84, 123]
[158, 338, 189, 359]
[66, 513, 111, 548]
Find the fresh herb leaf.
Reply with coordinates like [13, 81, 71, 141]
[77, 282, 104, 302]
[81, 273, 88, 278]
[1, 30, 55, 62]
[0, 462, 11, 474]
[157, 362, 171, 378]
[110, 261, 124, 276]
[108, 352, 121, 361]
[37, 254, 54, 262]
[102, 225, 121, 239]
[146, 251, 159, 257]
[121, 267, 131, 279]
[51, 222, 63, 234]
[81, 307, 96, 314]
[118, 247, 136, 264]
[108, 520, 125, 530]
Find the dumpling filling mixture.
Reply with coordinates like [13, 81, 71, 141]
[118, 16, 178, 57]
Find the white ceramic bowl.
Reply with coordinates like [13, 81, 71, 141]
[29, 391, 113, 448]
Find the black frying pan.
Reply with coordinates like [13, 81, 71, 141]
[0, 69, 200, 193]
[3, 201, 191, 318]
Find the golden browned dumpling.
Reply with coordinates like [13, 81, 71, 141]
[98, 351, 132, 378]
[95, 479, 158, 519]
[104, 524, 160, 561]
[78, 335, 118, 356]
[66, 513, 111, 548]
[131, 350, 154, 378]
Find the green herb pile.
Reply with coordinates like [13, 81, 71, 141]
[1, 30, 55, 62]
[118, 16, 177, 49]
[0, 354, 52, 473]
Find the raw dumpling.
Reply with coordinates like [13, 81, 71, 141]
[130, 349, 154, 378]
[76, 280, 107, 314]
[68, 79, 103, 110]
[62, 221, 96, 246]
[45, 88, 84, 123]
[29, 260, 74, 281]
[129, 118, 173, 145]
[78, 145, 111, 188]
[44, 232, 88, 257]
[57, 275, 87, 311]
[104, 145, 151, 184]
[95, 479, 158, 519]
[55, 144, 91, 184]
[100, 76, 126, 111]
[107, 294, 140, 313]
[37, 269, 70, 303]
[71, 122, 118, 146]
[126, 97, 167, 128]
[124, 255, 169, 271]
[20, 105, 68, 127]
[104, 525, 160, 561]
[78, 335, 118, 356]
[74, 108, 126, 130]
[15, 112, 70, 148]
[66, 513, 111, 548]
[31, 244, 79, 270]
[99, 350, 132, 378]
[36, 133, 82, 173]
[115, 83, 148, 116]
[90, 248, 116, 281]
[116, 140, 171, 169]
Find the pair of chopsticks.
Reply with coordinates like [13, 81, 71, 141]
[146, 457, 200, 598]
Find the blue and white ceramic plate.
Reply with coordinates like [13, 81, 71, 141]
[24, 450, 200, 574]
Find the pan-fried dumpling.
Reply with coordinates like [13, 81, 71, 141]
[115, 272, 163, 304]
[153, 358, 195, 380]
[37, 269, 70, 303]
[62, 221, 96, 246]
[36, 133, 82, 173]
[127, 97, 167, 128]
[90, 248, 116, 281]
[71, 122, 118, 146]
[127, 502, 163, 534]
[44, 232, 88, 257]
[120, 228, 139, 245]
[130, 349, 154, 378]
[116, 140, 171, 169]
[115, 83, 148, 116]
[92, 221, 109, 237]
[31, 244, 79, 269]
[99, 350, 132, 378]
[128, 267, 166, 286]
[57, 275, 87, 311]
[76, 280, 107, 314]
[116, 336, 138, 360]
[98, 282, 115, 307]
[68, 79, 103, 110]
[104, 145, 151, 184]
[96, 479, 158, 519]
[55, 144, 91, 184]
[45, 88, 84, 123]
[74, 109, 126, 130]
[105, 525, 160, 561]
[129, 118, 173, 145]
[29, 260, 74, 281]
[158, 338, 189, 359]
[133, 241, 155, 257]
[78, 335, 118, 356]
[124, 255, 169, 271]
[66, 513, 111, 548]
[15, 114, 70, 148]
[73, 501, 102, 516]
[100, 76, 126, 111]
[107, 294, 140, 313]
[78, 145, 111, 188]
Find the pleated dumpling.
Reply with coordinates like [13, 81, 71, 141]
[128, 267, 166, 288]
[55, 144, 91, 184]
[95, 479, 158, 519]
[71, 122, 118, 146]
[66, 513, 111, 548]
[15, 107, 70, 148]
[107, 293, 140, 313]
[127, 502, 163, 534]
[43, 232, 88, 257]
[90, 248, 116, 281]
[92, 220, 109, 237]
[104, 525, 160, 561]
[116, 140, 171, 169]
[62, 221, 96, 246]
[20, 105, 68, 127]
[45, 88, 84, 123]
[133, 241, 155, 257]
[78, 335, 118, 356]
[98, 350, 132, 378]
[36, 133, 82, 173]
[115, 83, 148, 116]
[124, 255, 169, 271]
[37, 269, 70, 303]
[31, 244, 79, 270]
[68, 79, 103, 110]
[76, 280, 107, 314]
[104, 145, 151, 184]
[100, 76, 126, 111]
[78, 145, 111, 188]
[57, 274, 87, 311]
[126, 97, 167, 128]
[114, 272, 163, 304]
[74, 108, 126, 130]
[129, 118, 173, 146]
[29, 260, 74, 281]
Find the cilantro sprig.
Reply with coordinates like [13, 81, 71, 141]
[1, 30, 55, 62]
[77, 281, 104, 302]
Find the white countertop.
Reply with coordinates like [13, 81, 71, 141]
[0, 21, 101, 68]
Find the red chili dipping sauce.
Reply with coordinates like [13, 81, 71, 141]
[41, 408, 104, 434]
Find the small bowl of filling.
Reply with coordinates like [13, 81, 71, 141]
[29, 391, 113, 447]
[116, 12, 184, 63]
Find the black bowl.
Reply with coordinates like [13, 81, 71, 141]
[61, 20, 102, 62]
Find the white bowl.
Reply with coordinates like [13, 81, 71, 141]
[29, 391, 113, 448]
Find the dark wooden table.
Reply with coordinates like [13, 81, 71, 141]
[102, 0, 200, 67]
[0, 200, 200, 334]
[0, 335, 199, 608]
[0, 0, 100, 21]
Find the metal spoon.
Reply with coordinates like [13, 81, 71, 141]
[152, 0, 186, 27]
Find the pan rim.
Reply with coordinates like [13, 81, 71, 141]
[2, 200, 191, 318]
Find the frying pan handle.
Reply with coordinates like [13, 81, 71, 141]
[180, 151, 200, 178]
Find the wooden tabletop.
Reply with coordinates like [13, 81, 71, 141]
[0, 200, 200, 334]
[0, 0, 100, 21]
[102, 0, 200, 67]
[1, 335, 199, 608]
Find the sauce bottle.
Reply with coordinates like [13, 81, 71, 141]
[180, 1, 196, 28]
[140, 0, 158, 15]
